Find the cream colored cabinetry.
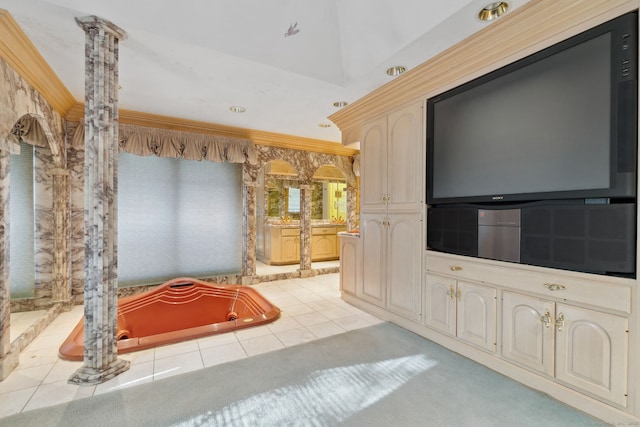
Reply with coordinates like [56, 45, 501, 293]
[361, 212, 422, 322]
[358, 100, 424, 323]
[339, 234, 361, 296]
[360, 102, 423, 212]
[502, 291, 628, 406]
[425, 273, 497, 352]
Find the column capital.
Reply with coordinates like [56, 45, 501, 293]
[75, 15, 127, 41]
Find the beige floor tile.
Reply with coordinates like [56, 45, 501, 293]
[306, 321, 346, 339]
[240, 334, 285, 357]
[0, 386, 37, 418]
[41, 359, 83, 384]
[0, 363, 52, 394]
[22, 380, 95, 412]
[197, 331, 240, 350]
[154, 339, 200, 360]
[94, 360, 155, 395]
[201, 342, 247, 367]
[275, 327, 317, 347]
[153, 351, 204, 381]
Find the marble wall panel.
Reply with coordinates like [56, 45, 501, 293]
[0, 56, 67, 379]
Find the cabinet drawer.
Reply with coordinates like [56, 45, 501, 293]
[281, 228, 300, 236]
[312, 227, 337, 235]
[425, 251, 632, 314]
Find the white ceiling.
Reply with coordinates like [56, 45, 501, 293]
[1, 0, 530, 144]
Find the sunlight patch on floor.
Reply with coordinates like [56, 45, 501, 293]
[172, 355, 437, 426]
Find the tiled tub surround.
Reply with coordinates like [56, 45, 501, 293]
[0, 274, 383, 417]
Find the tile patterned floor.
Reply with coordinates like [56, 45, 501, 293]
[1, 273, 383, 418]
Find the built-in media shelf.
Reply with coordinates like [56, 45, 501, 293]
[427, 201, 636, 278]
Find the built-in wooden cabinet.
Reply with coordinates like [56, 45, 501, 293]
[361, 212, 422, 321]
[425, 253, 631, 410]
[339, 234, 361, 296]
[358, 100, 424, 323]
[425, 273, 497, 352]
[311, 227, 340, 262]
[360, 102, 423, 212]
[502, 291, 628, 407]
[337, 3, 639, 423]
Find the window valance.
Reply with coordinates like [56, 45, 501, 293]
[10, 115, 49, 149]
[71, 121, 258, 165]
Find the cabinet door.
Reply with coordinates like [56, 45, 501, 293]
[425, 273, 456, 336]
[555, 304, 628, 407]
[387, 102, 423, 211]
[457, 281, 497, 352]
[360, 116, 388, 211]
[360, 214, 386, 306]
[281, 235, 299, 263]
[311, 235, 337, 261]
[339, 238, 359, 296]
[386, 213, 422, 321]
[502, 292, 554, 376]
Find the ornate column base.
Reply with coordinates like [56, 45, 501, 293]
[68, 358, 130, 385]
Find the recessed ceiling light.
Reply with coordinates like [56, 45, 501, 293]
[478, 2, 509, 22]
[386, 66, 407, 76]
[319, 123, 332, 128]
[333, 101, 348, 108]
[229, 106, 246, 113]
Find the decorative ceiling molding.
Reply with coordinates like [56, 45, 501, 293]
[329, 0, 636, 134]
[0, 8, 76, 115]
[1, 8, 357, 157]
[66, 103, 359, 156]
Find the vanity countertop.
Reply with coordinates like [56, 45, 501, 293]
[266, 222, 347, 229]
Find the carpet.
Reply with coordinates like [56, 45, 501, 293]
[0, 322, 602, 427]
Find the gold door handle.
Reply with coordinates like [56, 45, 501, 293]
[447, 286, 455, 301]
[540, 309, 552, 328]
[450, 266, 462, 272]
[555, 312, 565, 332]
[455, 288, 462, 302]
[544, 283, 566, 291]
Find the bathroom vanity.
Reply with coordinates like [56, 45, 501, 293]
[260, 223, 346, 265]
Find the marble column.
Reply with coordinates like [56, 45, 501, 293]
[51, 168, 70, 302]
[0, 149, 18, 380]
[69, 16, 129, 385]
[299, 184, 313, 272]
[242, 182, 257, 279]
[346, 183, 358, 231]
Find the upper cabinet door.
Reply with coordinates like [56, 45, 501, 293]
[360, 116, 388, 211]
[387, 101, 423, 211]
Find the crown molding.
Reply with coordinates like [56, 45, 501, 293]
[329, 0, 637, 132]
[0, 8, 76, 115]
[0, 8, 355, 156]
[67, 103, 359, 156]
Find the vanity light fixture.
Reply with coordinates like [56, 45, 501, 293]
[386, 66, 407, 76]
[478, 2, 509, 22]
[333, 101, 348, 108]
[229, 106, 246, 113]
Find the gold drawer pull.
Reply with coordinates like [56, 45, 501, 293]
[544, 283, 566, 291]
[450, 266, 463, 272]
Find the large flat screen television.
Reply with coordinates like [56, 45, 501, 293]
[427, 11, 638, 206]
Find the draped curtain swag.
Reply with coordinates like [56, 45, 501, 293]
[71, 121, 258, 165]
[9, 115, 49, 153]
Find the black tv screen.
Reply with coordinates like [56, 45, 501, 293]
[427, 12, 637, 205]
